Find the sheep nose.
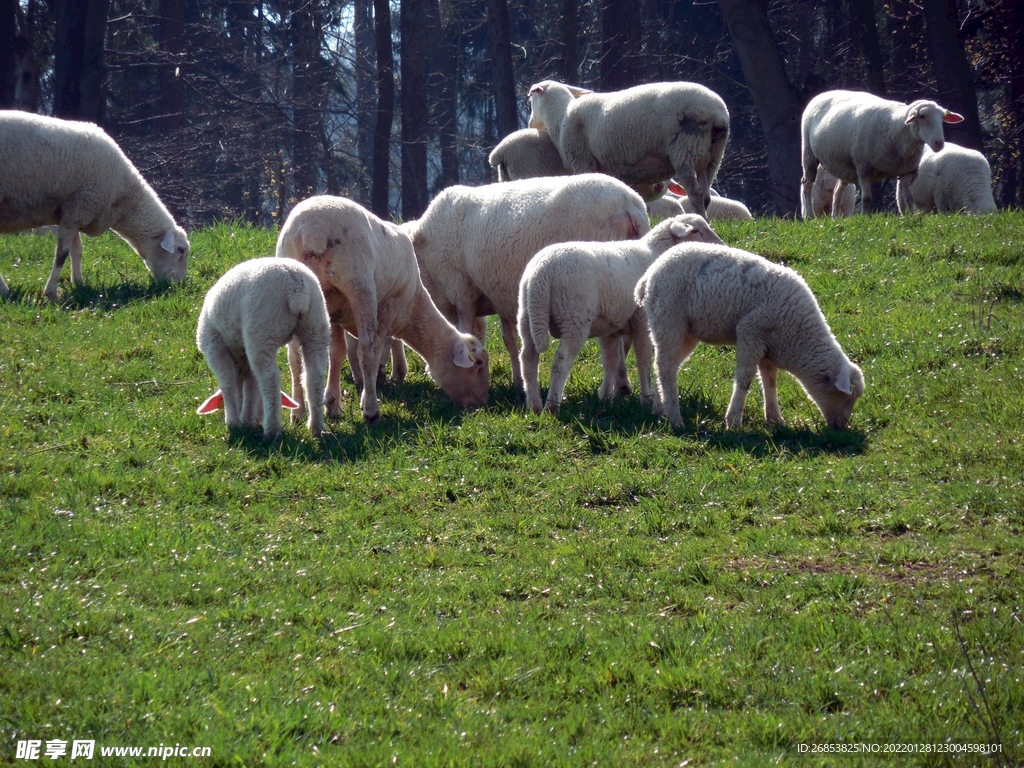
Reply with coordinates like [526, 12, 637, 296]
[933, 140, 945, 152]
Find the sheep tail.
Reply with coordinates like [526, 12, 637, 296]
[521, 278, 552, 355]
[634, 273, 650, 310]
[286, 272, 314, 317]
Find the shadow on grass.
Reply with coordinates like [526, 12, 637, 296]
[2, 279, 179, 310]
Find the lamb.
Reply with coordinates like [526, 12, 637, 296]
[518, 214, 724, 414]
[195, 257, 330, 440]
[647, 190, 753, 221]
[634, 243, 864, 430]
[809, 164, 856, 218]
[527, 80, 730, 219]
[896, 143, 996, 215]
[276, 195, 489, 422]
[800, 89, 964, 217]
[0, 111, 190, 300]
[403, 174, 650, 388]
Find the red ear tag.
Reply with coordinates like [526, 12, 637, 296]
[281, 392, 301, 409]
[196, 390, 224, 414]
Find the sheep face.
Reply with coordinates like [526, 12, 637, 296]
[527, 81, 589, 131]
[905, 101, 964, 153]
[656, 214, 725, 249]
[804, 362, 864, 430]
[432, 336, 490, 409]
[140, 225, 190, 284]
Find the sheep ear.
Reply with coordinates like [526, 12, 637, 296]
[452, 340, 476, 368]
[160, 229, 177, 253]
[943, 110, 965, 124]
[197, 390, 224, 414]
[904, 106, 919, 125]
[566, 85, 593, 98]
[668, 181, 687, 196]
[529, 84, 545, 96]
[835, 368, 853, 396]
[669, 221, 695, 239]
[281, 391, 301, 409]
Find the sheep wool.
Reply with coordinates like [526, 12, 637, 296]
[488, 128, 570, 182]
[800, 89, 964, 216]
[635, 243, 864, 430]
[528, 80, 730, 219]
[196, 257, 330, 440]
[403, 174, 650, 387]
[0, 111, 189, 299]
[276, 195, 489, 422]
[518, 214, 724, 414]
[809, 164, 856, 218]
[896, 143, 996, 215]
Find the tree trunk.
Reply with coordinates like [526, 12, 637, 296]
[354, 0, 376, 204]
[156, 0, 185, 131]
[560, 0, 579, 85]
[487, 0, 519, 140]
[1002, 0, 1024, 207]
[717, 0, 803, 216]
[427, 0, 459, 188]
[848, 0, 887, 95]
[601, 0, 643, 91]
[921, 0, 983, 150]
[0, 0, 15, 108]
[54, 0, 109, 121]
[401, 0, 429, 219]
[372, 0, 395, 218]
[291, 0, 321, 204]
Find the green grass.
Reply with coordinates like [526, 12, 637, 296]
[1, 215, 1022, 766]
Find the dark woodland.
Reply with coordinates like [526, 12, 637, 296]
[2, 0, 1021, 225]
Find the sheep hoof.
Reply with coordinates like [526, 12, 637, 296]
[542, 400, 560, 414]
[363, 410, 380, 423]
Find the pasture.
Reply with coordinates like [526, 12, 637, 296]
[2, 213, 1022, 765]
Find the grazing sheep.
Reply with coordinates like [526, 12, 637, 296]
[276, 195, 489, 422]
[800, 89, 964, 216]
[634, 243, 864, 430]
[518, 214, 724, 414]
[647, 190, 753, 221]
[527, 80, 730, 219]
[896, 143, 996, 215]
[809, 164, 856, 218]
[0, 111, 190, 300]
[403, 174, 650, 388]
[196, 257, 330, 440]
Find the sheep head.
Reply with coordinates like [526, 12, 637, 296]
[430, 335, 490, 409]
[804, 361, 865, 430]
[905, 100, 964, 153]
[648, 214, 725, 253]
[527, 81, 590, 131]
[140, 224, 190, 284]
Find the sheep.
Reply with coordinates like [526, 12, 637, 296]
[488, 127, 674, 202]
[195, 257, 330, 440]
[646, 190, 753, 221]
[0, 111, 190, 300]
[403, 174, 650, 388]
[634, 243, 864, 430]
[518, 214, 724, 414]
[527, 80, 730, 219]
[809, 163, 856, 218]
[896, 143, 996, 215]
[800, 89, 964, 217]
[276, 195, 489, 422]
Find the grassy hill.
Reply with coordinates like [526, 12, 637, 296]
[2, 213, 1022, 765]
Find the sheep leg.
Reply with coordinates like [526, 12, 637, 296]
[325, 324, 348, 417]
[248, 348, 284, 440]
[615, 336, 632, 397]
[345, 330, 363, 389]
[499, 315, 523, 387]
[654, 334, 700, 428]
[759, 360, 784, 426]
[240, 371, 264, 427]
[352, 306, 384, 421]
[300, 340, 328, 436]
[597, 335, 628, 402]
[726, 337, 766, 430]
[518, 328, 544, 414]
[69, 233, 84, 286]
[390, 338, 408, 383]
[629, 316, 656, 409]
[44, 228, 79, 300]
[675, 172, 708, 220]
[800, 147, 819, 219]
[857, 171, 874, 213]
[545, 333, 587, 412]
[203, 345, 244, 428]
[287, 339, 307, 426]
[831, 182, 851, 220]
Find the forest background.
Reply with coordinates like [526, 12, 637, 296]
[1, 0, 1022, 225]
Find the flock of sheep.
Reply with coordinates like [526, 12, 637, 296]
[2, 79, 999, 439]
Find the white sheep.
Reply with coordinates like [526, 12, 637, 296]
[488, 127, 674, 203]
[196, 257, 330, 440]
[809, 164, 856, 218]
[527, 80, 730, 219]
[896, 143, 996, 215]
[0, 111, 189, 300]
[800, 89, 964, 217]
[403, 174, 650, 388]
[276, 195, 489, 422]
[518, 214, 724, 414]
[648, 190, 753, 221]
[634, 243, 864, 430]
